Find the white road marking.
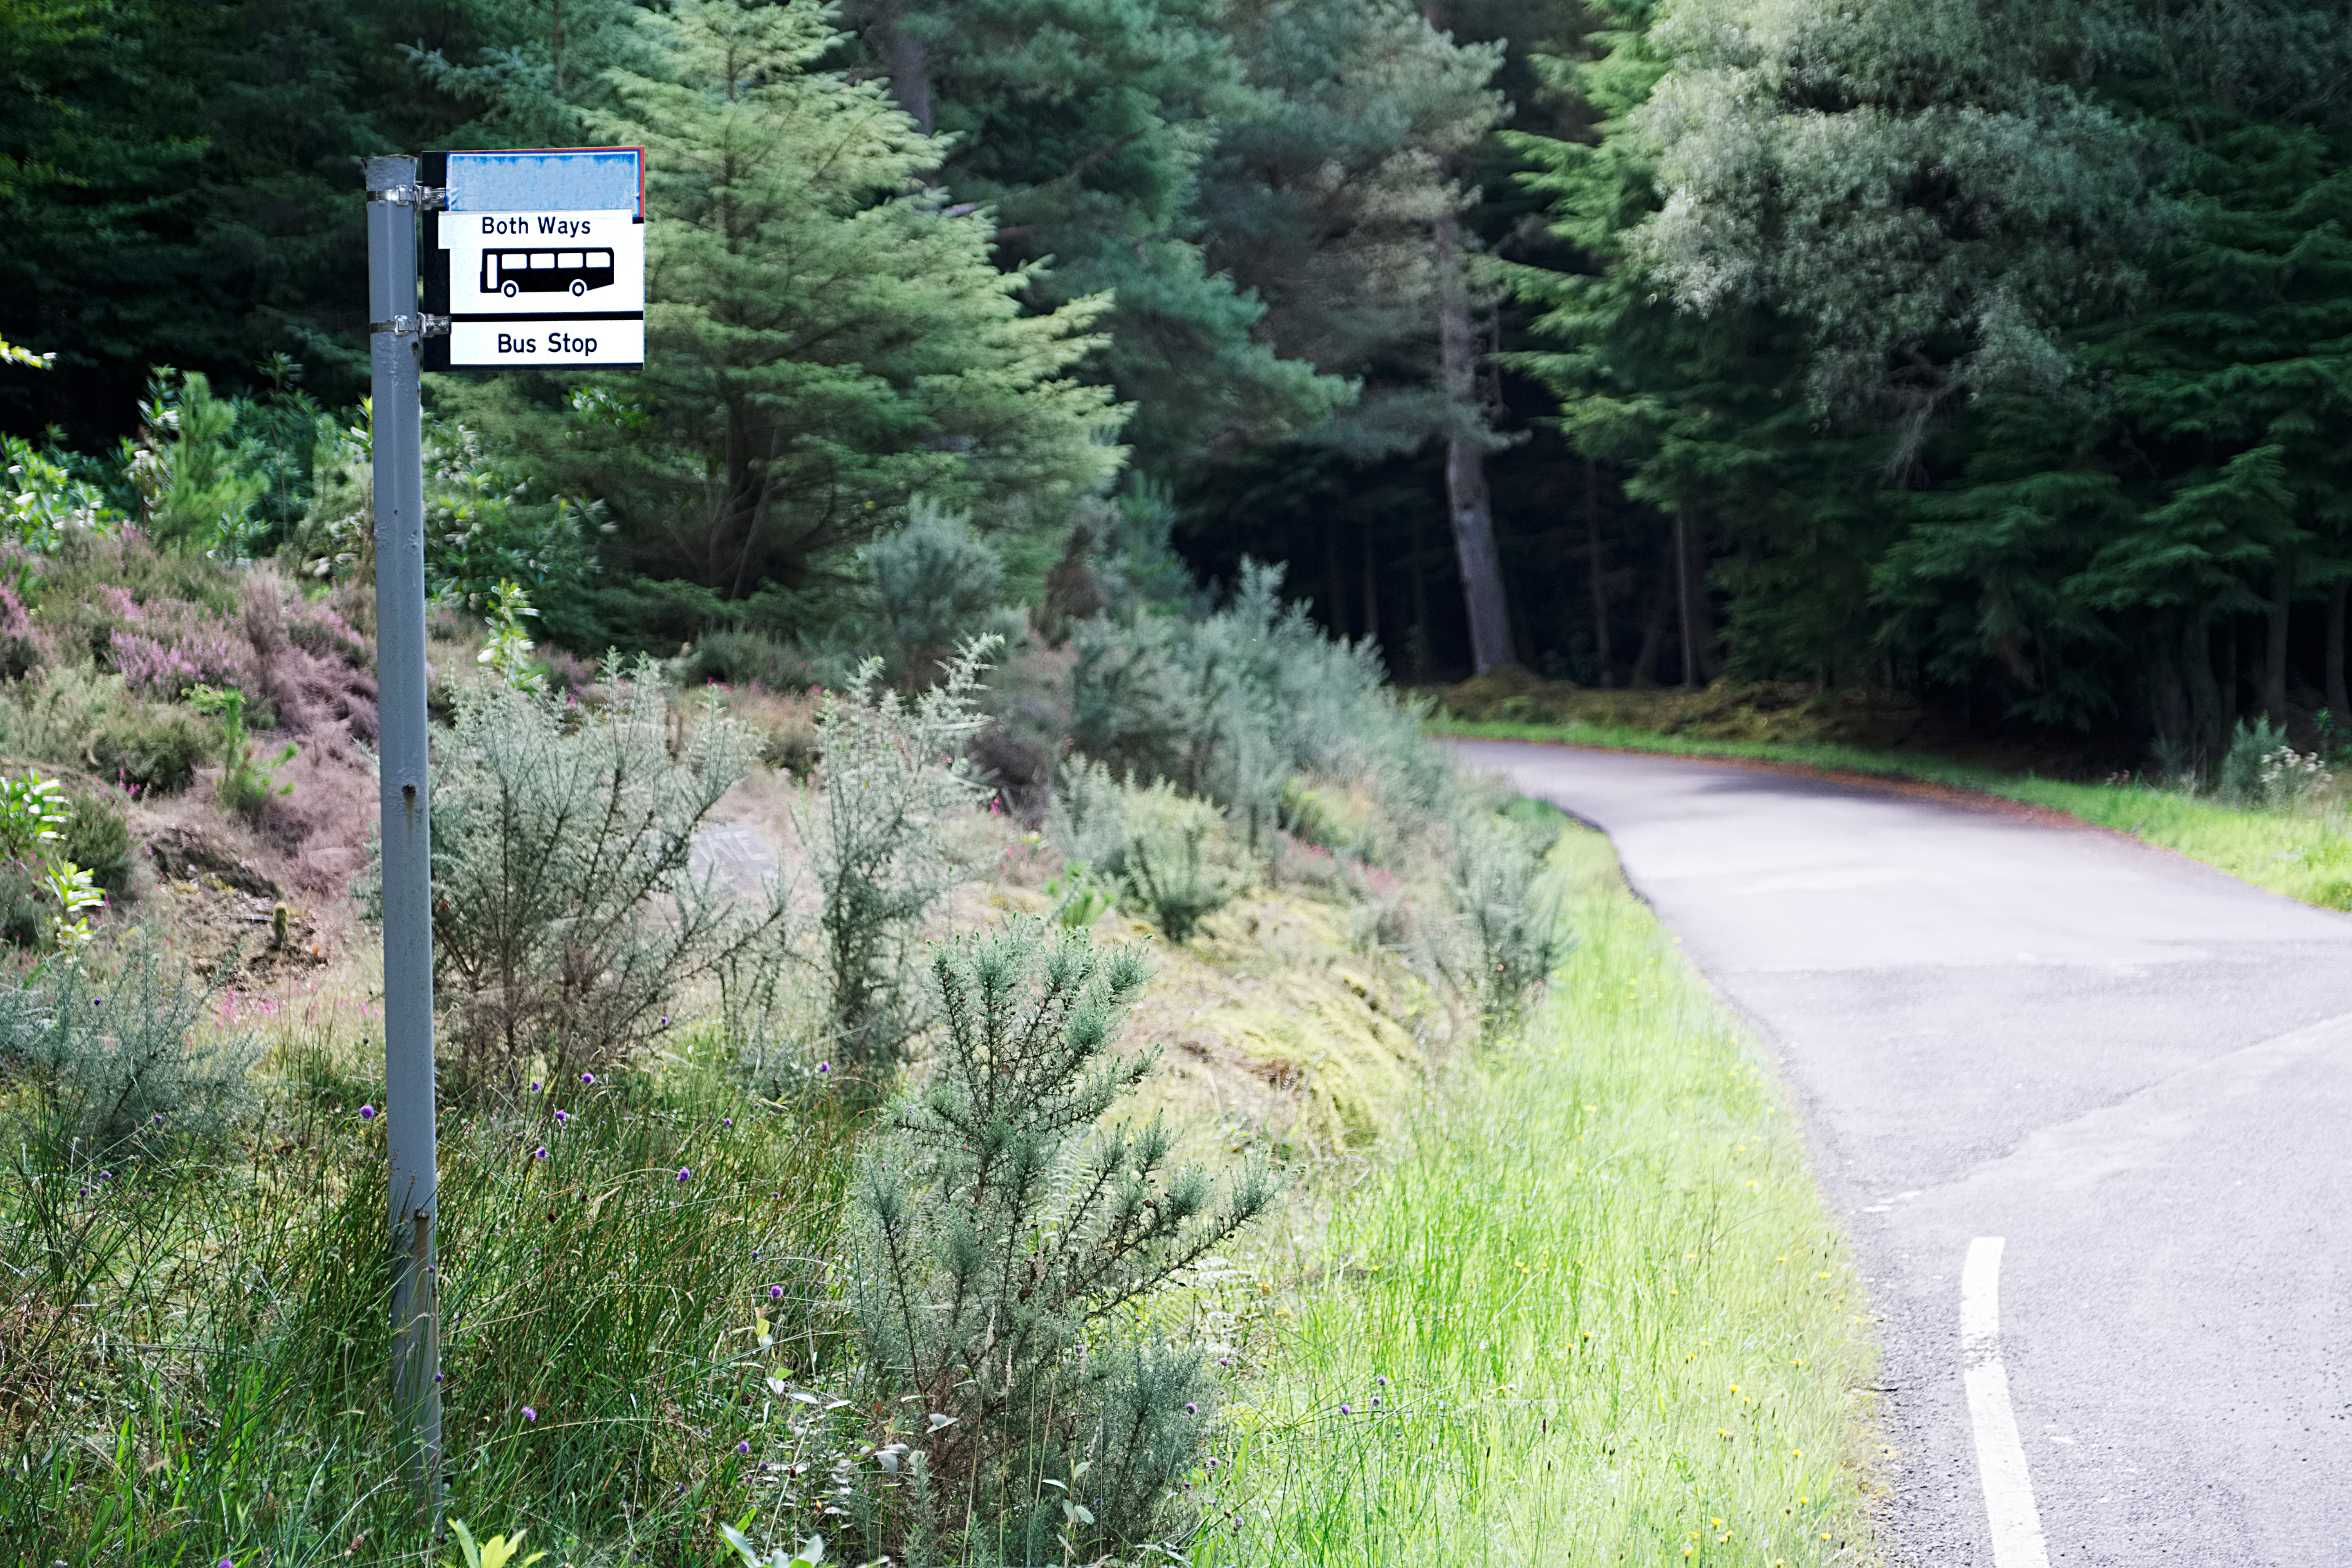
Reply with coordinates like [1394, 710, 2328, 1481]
[1963, 1237, 2052, 1568]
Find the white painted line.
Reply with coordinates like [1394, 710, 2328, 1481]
[1962, 1237, 2051, 1568]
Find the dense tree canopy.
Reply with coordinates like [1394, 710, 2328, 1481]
[6, 0, 2351, 766]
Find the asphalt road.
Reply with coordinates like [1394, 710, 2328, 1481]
[1451, 739, 2352, 1568]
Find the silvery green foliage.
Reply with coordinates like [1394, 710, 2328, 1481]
[428, 657, 783, 1089]
[0, 940, 259, 1166]
[1069, 559, 1451, 845]
[1049, 763, 1242, 942]
[1448, 809, 1571, 1026]
[2217, 716, 2330, 807]
[846, 919, 1274, 1564]
[1614, 0, 2166, 418]
[802, 637, 998, 1089]
[869, 502, 1017, 667]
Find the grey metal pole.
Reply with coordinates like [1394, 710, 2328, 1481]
[364, 152, 442, 1523]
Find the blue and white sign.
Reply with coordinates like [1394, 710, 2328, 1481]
[435, 148, 645, 369]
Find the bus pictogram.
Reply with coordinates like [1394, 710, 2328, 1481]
[480, 247, 616, 299]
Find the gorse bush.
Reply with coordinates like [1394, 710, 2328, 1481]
[426, 658, 786, 1091]
[844, 918, 1275, 1564]
[1450, 807, 1573, 1025]
[0, 939, 258, 1168]
[870, 504, 1015, 680]
[1069, 561, 1449, 851]
[1053, 762, 1244, 942]
[800, 637, 996, 1094]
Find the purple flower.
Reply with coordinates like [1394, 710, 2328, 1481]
[358, 1104, 376, 1120]
[736, 1440, 751, 1455]
[533, 1146, 548, 1160]
[1339, 1404, 1353, 1415]
[1375, 1375, 1389, 1387]
[554, 1110, 569, 1125]
[581, 1071, 595, 1086]
[1205, 1458, 1219, 1470]
[98, 1170, 113, 1181]
[1370, 1397, 1381, 1407]
[1184, 1402, 1198, 1415]
[434, 1372, 444, 1382]
[220, 1559, 235, 1568]
[676, 1167, 692, 1182]
[531, 1080, 542, 1093]
[521, 1406, 538, 1422]
[722, 1117, 733, 1128]
[152, 1113, 164, 1125]
[769, 1285, 783, 1300]
[659, 1015, 670, 1028]
[816, 1061, 830, 1074]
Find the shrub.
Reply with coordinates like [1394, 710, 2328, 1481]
[1052, 763, 1244, 942]
[0, 583, 53, 681]
[188, 684, 297, 819]
[2217, 716, 2288, 801]
[87, 703, 208, 796]
[1067, 561, 1446, 849]
[59, 795, 132, 899]
[801, 638, 995, 1093]
[0, 938, 260, 1167]
[2217, 716, 2329, 807]
[678, 628, 818, 692]
[870, 505, 1011, 680]
[843, 919, 1274, 1564]
[425, 658, 786, 1090]
[1449, 808, 1572, 1025]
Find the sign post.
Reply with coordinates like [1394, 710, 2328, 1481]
[363, 152, 442, 1522]
[363, 145, 644, 1526]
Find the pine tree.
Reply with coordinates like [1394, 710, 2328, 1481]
[442, 0, 1126, 598]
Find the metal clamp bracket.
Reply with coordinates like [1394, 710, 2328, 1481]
[369, 313, 452, 338]
[368, 183, 448, 211]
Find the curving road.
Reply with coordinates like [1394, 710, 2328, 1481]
[1453, 739, 2352, 1568]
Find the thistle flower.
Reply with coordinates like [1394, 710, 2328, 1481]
[554, 1109, 569, 1125]
[1338, 1404, 1352, 1414]
[769, 1285, 783, 1300]
[736, 1440, 751, 1455]
[581, 1071, 595, 1086]
[816, 1061, 830, 1074]
[358, 1104, 376, 1121]
[1184, 1402, 1198, 1415]
[722, 1117, 733, 1128]
[676, 1167, 692, 1182]
[521, 1406, 538, 1422]
[533, 1146, 548, 1160]
[531, 1079, 542, 1092]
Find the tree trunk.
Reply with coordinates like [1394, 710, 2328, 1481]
[1633, 533, 1676, 688]
[1675, 510, 1697, 689]
[1362, 523, 1379, 646]
[1325, 519, 1350, 640]
[2265, 558, 2292, 726]
[2328, 582, 2348, 723]
[1409, 512, 1429, 681]
[871, 2, 934, 135]
[1436, 211, 1512, 674]
[1586, 458, 1612, 687]
[2184, 610, 2225, 768]
[2149, 635, 2190, 765]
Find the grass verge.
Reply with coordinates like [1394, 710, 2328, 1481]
[1442, 716, 2352, 913]
[1194, 825, 1881, 1567]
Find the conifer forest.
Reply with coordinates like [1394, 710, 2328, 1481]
[1, 0, 2349, 1564]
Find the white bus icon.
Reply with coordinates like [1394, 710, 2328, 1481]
[480, 248, 616, 299]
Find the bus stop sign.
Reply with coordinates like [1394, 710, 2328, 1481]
[421, 147, 645, 370]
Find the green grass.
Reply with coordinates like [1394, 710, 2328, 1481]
[1443, 716, 2352, 911]
[0, 1012, 850, 1567]
[1191, 827, 1881, 1567]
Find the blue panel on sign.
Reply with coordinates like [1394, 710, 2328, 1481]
[447, 148, 642, 215]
